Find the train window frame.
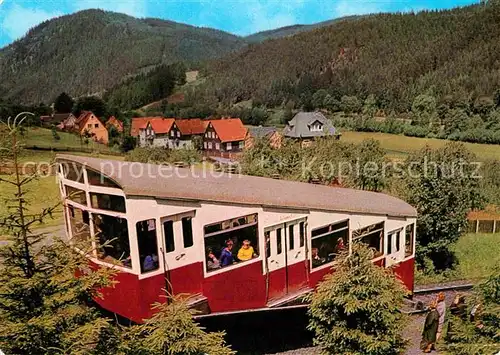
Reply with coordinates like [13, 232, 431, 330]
[64, 185, 87, 206]
[311, 219, 349, 271]
[182, 216, 194, 248]
[299, 221, 305, 248]
[353, 222, 385, 259]
[59, 161, 85, 183]
[136, 219, 159, 274]
[288, 225, 295, 251]
[86, 169, 121, 188]
[163, 220, 175, 253]
[405, 224, 415, 258]
[93, 213, 132, 269]
[203, 213, 260, 275]
[90, 192, 126, 213]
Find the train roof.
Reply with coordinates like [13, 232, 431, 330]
[56, 154, 417, 218]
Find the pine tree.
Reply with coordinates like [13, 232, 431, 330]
[120, 293, 234, 355]
[53, 92, 74, 113]
[306, 244, 408, 355]
[445, 268, 500, 354]
[0, 113, 119, 354]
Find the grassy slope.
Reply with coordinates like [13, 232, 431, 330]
[22, 127, 117, 153]
[341, 131, 500, 161]
[415, 233, 500, 285]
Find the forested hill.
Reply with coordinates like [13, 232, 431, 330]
[0, 9, 246, 104]
[203, 3, 500, 111]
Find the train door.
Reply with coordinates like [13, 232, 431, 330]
[265, 218, 308, 303]
[265, 224, 287, 301]
[284, 219, 308, 294]
[386, 228, 404, 267]
[160, 211, 203, 295]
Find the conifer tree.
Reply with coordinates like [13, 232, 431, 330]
[0, 113, 118, 354]
[306, 244, 408, 355]
[445, 268, 500, 354]
[120, 293, 234, 355]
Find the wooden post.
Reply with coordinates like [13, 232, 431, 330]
[493, 220, 497, 234]
[476, 219, 479, 233]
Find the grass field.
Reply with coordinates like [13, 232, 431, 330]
[341, 131, 500, 161]
[21, 127, 117, 154]
[415, 233, 500, 285]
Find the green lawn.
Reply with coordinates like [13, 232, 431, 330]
[341, 131, 500, 161]
[22, 127, 117, 154]
[415, 233, 500, 285]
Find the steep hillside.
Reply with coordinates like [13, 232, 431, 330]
[203, 4, 500, 111]
[0, 9, 246, 103]
[244, 16, 360, 43]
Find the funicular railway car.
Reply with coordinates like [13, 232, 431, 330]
[56, 154, 417, 323]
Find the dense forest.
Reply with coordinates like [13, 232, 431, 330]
[201, 3, 500, 112]
[0, 9, 245, 103]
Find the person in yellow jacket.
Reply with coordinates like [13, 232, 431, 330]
[237, 239, 256, 261]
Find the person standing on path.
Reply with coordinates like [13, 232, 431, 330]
[421, 301, 439, 353]
[436, 292, 447, 341]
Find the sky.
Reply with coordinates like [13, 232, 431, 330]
[0, 0, 479, 48]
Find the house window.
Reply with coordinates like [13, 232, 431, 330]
[87, 124, 92, 129]
[227, 142, 232, 150]
[239, 141, 244, 149]
[68, 206, 91, 249]
[310, 122, 323, 132]
[215, 143, 220, 150]
[94, 214, 131, 268]
[203, 142, 207, 149]
[182, 217, 194, 248]
[171, 131, 175, 137]
[405, 224, 414, 257]
[311, 220, 349, 268]
[177, 131, 180, 138]
[136, 219, 159, 273]
[90, 193, 126, 213]
[204, 214, 258, 272]
[65, 185, 87, 205]
[95, 123, 99, 128]
[208, 142, 212, 149]
[353, 222, 384, 258]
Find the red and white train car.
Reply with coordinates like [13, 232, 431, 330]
[56, 155, 417, 323]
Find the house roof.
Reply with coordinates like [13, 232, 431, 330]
[248, 126, 277, 139]
[40, 113, 73, 124]
[175, 118, 206, 135]
[209, 118, 248, 143]
[148, 118, 175, 134]
[283, 112, 337, 138]
[130, 117, 155, 137]
[107, 116, 124, 132]
[55, 154, 417, 218]
[76, 111, 94, 131]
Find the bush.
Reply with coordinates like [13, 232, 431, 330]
[126, 147, 201, 165]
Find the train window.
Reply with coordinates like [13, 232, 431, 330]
[276, 228, 282, 255]
[90, 193, 126, 213]
[299, 222, 305, 248]
[60, 161, 84, 183]
[182, 217, 194, 248]
[405, 224, 414, 257]
[353, 222, 384, 258]
[265, 231, 271, 258]
[94, 214, 131, 268]
[311, 220, 349, 269]
[288, 225, 295, 250]
[65, 185, 87, 205]
[203, 213, 259, 272]
[163, 221, 175, 253]
[136, 219, 159, 273]
[68, 205, 91, 249]
[387, 232, 393, 254]
[87, 169, 120, 188]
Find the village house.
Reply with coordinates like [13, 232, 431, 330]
[106, 116, 124, 133]
[141, 118, 176, 148]
[203, 118, 247, 158]
[283, 112, 340, 147]
[40, 113, 76, 128]
[77, 111, 109, 144]
[245, 126, 282, 149]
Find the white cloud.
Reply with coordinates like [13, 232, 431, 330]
[73, 0, 147, 18]
[1, 4, 62, 41]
